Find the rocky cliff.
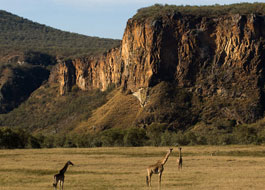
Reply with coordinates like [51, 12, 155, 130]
[54, 8, 265, 128]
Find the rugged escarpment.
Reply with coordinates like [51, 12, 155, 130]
[54, 6, 265, 130]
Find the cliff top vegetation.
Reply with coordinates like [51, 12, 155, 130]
[133, 3, 265, 22]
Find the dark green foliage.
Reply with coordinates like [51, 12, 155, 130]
[133, 3, 265, 22]
[100, 129, 125, 147]
[146, 123, 167, 146]
[1, 122, 265, 149]
[0, 127, 28, 148]
[232, 125, 259, 144]
[0, 10, 120, 62]
[124, 127, 147, 146]
[27, 136, 41, 148]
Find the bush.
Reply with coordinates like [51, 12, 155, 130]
[146, 123, 167, 146]
[100, 129, 125, 146]
[0, 127, 28, 148]
[42, 135, 55, 148]
[232, 125, 258, 144]
[27, 136, 41, 148]
[124, 127, 147, 146]
[160, 130, 178, 146]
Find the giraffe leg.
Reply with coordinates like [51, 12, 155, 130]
[53, 182, 57, 190]
[159, 172, 163, 187]
[60, 180, 63, 190]
[147, 169, 152, 187]
[61, 177, 64, 190]
[53, 176, 58, 190]
[148, 172, 152, 187]
[180, 161, 183, 170]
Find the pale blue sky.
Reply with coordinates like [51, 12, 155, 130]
[0, 0, 264, 39]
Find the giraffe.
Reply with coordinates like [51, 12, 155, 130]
[146, 148, 173, 187]
[177, 146, 182, 170]
[53, 160, 74, 190]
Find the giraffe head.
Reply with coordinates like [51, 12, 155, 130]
[169, 148, 173, 153]
[67, 160, 74, 166]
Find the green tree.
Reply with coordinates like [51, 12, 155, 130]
[124, 127, 147, 146]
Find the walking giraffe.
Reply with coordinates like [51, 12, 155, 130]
[53, 161, 74, 190]
[146, 148, 173, 187]
[177, 146, 182, 170]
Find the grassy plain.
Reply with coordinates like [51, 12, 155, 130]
[1, 146, 265, 190]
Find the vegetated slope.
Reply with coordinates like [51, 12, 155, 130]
[75, 90, 141, 133]
[0, 10, 121, 62]
[0, 53, 56, 113]
[0, 64, 49, 113]
[75, 81, 198, 133]
[0, 83, 112, 134]
[0, 81, 196, 134]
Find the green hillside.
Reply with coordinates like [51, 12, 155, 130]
[0, 10, 120, 61]
[0, 10, 120, 113]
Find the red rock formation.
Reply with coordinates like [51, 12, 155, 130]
[54, 12, 265, 124]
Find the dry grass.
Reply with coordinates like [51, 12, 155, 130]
[76, 90, 141, 132]
[1, 146, 265, 190]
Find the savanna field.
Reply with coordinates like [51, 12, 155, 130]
[1, 146, 265, 190]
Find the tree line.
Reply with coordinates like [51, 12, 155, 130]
[1, 122, 265, 149]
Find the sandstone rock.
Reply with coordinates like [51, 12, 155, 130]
[54, 12, 265, 124]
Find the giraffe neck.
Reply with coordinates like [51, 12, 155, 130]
[59, 163, 69, 174]
[161, 151, 171, 165]
[179, 149, 182, 158]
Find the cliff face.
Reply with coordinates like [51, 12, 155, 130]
[55, 13, 265, 126]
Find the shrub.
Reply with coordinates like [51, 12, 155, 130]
[0, 127, 28, 148]
[124, 127, 147, 146]
[100, 129, 125, 146]
[232, 125, 258, 144]
[146, 123, 167, 146]
[41, 135, 55, 148]
[27, 136, 41, 148]
[160, 130, 178, 146]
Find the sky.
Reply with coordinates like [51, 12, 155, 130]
[0, 0, 264, 39]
